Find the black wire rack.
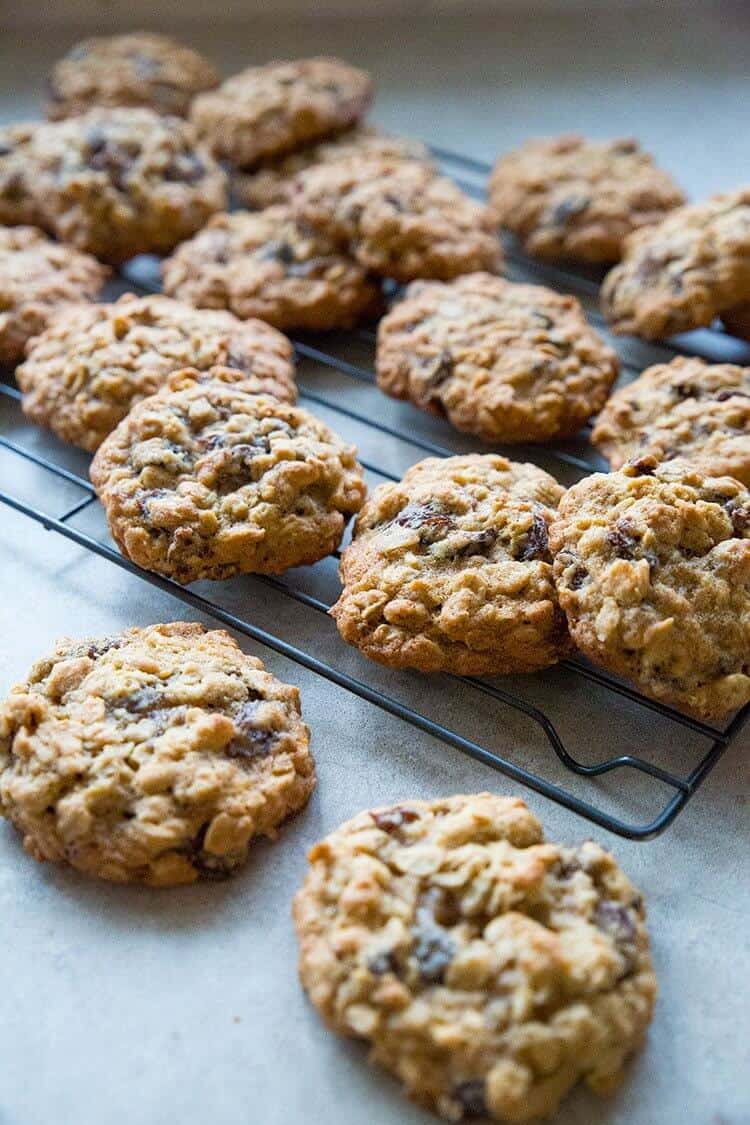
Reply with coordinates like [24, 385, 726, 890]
[1, 143, 748, 842]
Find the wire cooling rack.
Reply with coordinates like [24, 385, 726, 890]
[1, 144, 749, 841]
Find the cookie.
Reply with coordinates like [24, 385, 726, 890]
[18, 292, 296, 451]
[90, 368, 367, 583]
[0, 622, 314, 886]
[46, 32, 219, 120]
[28, 108, 227, 263]
[162, 207, 383, 332]
[293, 793, 656, 1123]
[376, 273, 619, 443]
[230, 125, 431, 211]
[489, 135, 685, 264]
[720, 301, 750, 339]
[191, 57, 373, 168]
[601, 189, 750, 339]
[591, 357, 750, 486]
[0, 226, 107, 365]
[331, 454, 570, 675]
[551, 459, 750, 718]
[293, 157, 503, 282]
[0, 122, 43, 226]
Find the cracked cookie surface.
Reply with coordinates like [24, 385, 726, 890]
[331, 455, 570, 675]
[0, 622, 314, 886]
[162, 206, 383, 332]
[294, 792, 655, 1123]
[601, 189, 750, 339]
[550, 459, 750, 717]
[0, 225, 107, 364]
[293, 158, 503, 282]
[18, 292, 296, 452]
[90, 368, 366, 583]
[46, 32, 219, 120]
[490, 135, 684, 264]
[376, 273, 619, 442]
[591, 357, 750, 485]
[191, 57, 373, 168]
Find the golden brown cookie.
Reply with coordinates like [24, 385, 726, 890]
[293, 157, 503, 282]
[489, 134, 685, 264]
[331, 454, 570, 675]
[0, 122, 43, 226]
[191, 57, 373, 168]
[90, 368, 367, 583]
[591, 357, 750, 485]
[162, 207, 383, 332]
[0, 622, 314, 886]
[551, 458, 750, 718]
[0, 225, 107, 365]
[376, 273, 619, 442]
[18, 293, 296, 451]
[601, 189, 750, 339]
[46, 32, 220, 120]
[294, 793, 656, 1123]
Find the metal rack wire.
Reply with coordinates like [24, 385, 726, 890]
[1, 144, 747, 841]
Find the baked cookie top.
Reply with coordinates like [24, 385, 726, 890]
[294, 793, 655, 1123]
[489, 134, 685, 264]
[331, 454, 569, 675]
[46, 32, 220, 120]
[591, 357, 750, 486]
[601, 189, 750, 339]
[230, 125, 431, 210]
[0, 622, 314, 886]
[0, 122, 43, 226]
[90, 369, 367, 583]
[293, 157, 503, 282]
[376, 273, 619, 442]
[162, 206, 383, 332]
[17, 292, 295, 452]
[28, 108, 227, 263]
[191, 57, 373, 167]
[551, 459, 750, 718]
[0, 225, 107, 365]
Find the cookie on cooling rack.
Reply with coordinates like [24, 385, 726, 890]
[90, 367, 366, 584]
[376, 272, 619, 442]
[0, 226, 107, 365]
[0, 123, 44, 226]
[17, 292, 296, 451]
[489, 134, 685, 264]
[601, 189, 750, 339]
[551, 458, 750, 718]
[191, 57, 373, 168]
[162, 206, 383, 332]
[230, 125, 431, 210]
[46, 33, 219, 120]
[294, 792, 656, 1122]
[0, 622, 315, 886]
[292, 157, 503, 282]
[591, 357, 750, 486]
[331, 454, 570, 675]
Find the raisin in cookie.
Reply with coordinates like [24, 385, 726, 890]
[0, 123, 43, 226]
[0, 226, 107, 365]
[489, 135, 685, 264]
[163, 207, 383, 332]
[46, 33, 219, 120]
[294, 793, 656, 1123]
[18, 293, 296, 452]
[293, 158, 503, 282]
[90, 369, 366, 583]
[551, 459, 750, 718]
[28, 108, 227, 263]
[601, 189, 750, 339]
[0, 622, 314, 886]
[230, 125, 431, 211]
[376, 273, 619, 443]
[331, 455, 570, 675]
[591, 357, 750, 486]
[191, 57, 373, 168]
